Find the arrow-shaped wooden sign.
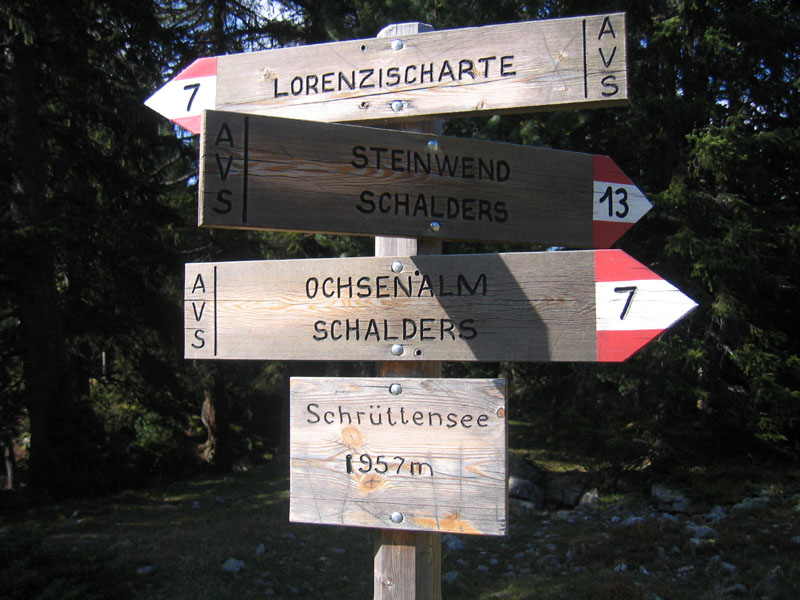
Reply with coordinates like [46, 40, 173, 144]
[145, 13, 628, 133]
[198, 110, 650, 248]
[184, 250, 696, 363]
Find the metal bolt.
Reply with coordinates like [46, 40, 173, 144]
[429, 221, 441, 232]
[391, 344, 404, 356]
[390, 511, 404, 523]
[390, 39, 404, 51]
[391, 260, 403, 273]
[427, 139, 439, 152]
[390, 100, 404, 112]
[389, 383, 403, 395]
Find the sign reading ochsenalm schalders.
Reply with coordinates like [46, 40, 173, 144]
[289, 377, 508, 535]
[145, 13, 628, 132]
[184, 250, 696, 363]
[199, 110, 650, 248]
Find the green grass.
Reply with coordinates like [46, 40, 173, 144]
[2, 458, 799, 599]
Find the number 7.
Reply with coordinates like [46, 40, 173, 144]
[614, 286, 637, 320]
[183, 83, 200, 112]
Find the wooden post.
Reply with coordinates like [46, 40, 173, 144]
[372, 20, 442, 600]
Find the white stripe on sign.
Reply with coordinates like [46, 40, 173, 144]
[596, 279, 697, 332]
[144, 75, 216, 125]
[592, 181, 651, 224]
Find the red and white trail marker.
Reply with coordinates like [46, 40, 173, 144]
[144, 58, 217, 134]
[184, 250, 696, 363]
[145, 14, 629, 133]
[594, 250, 697, 361]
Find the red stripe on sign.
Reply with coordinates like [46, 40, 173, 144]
[175, 57, 217, 80]
[173, 115, 203, 135]
[594, 249, 661, 283]
[593, 155, 632, 185]
[597, 329, 663, 362]
[592, 221, 632, 249]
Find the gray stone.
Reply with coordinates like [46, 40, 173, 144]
[509, 475, 544, 507]
[443, 534, 465, 552]
[508, 454, 544, 483]
[721, 583, 747, 595]
[731, 497, 770, 512]
[136, 565, 156, 576]
[254, 543, 266, 557]
[651, 483, 691, 514]
[443, 571, 459, 584]
[706, 505, 728, 522]
[221, 558, 245, 574]
[543, 473, 587, 508]
[579, 488, 600, 506]
[686, 523, 719, 539]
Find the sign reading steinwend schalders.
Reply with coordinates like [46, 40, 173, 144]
[145, 14, 628, 132]
[199, 111, 650, 248]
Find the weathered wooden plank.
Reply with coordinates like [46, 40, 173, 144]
[198, 110, 650, 247]
[289, 377, 508, 536]
[182, 250, 696, 363]
[145, 13, 628, 132]
[183, 250, 696, 363]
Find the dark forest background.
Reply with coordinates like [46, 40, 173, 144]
[1, 0, 798, 500]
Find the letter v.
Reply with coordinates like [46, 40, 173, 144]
[216, 154, 234, 180]
[599, 47, 617, 68]
[192, 301, 206, 321]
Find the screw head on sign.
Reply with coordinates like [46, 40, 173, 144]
[389, 383, 403, 395]
[391, 344, 404, 356]
[427, 139, 439, 152]
[390, 512, 404, 524]
[390, 39, 404, 51]
[429, 221, 441, 232]
[391, 261, 403, 273]
[390, 100, 404, 112]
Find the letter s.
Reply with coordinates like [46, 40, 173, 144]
[306, 403, 321, 424]
[191, 329, 206, 349]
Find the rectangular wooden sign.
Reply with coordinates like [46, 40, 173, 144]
[199, 110, 650, 248]
[146, 13, 628, 132]
[184, 250, 696, 363]
[289, 377, 508, 535]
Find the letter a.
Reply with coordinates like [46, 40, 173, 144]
[192, 273, 206, 293]
[215, 122, 235, 147]
[598, 16, 616, 40]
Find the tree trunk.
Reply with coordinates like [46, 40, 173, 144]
[3, 439, 16, 491]
[201, 364, 232, 471]
[6, 31, 81, 497]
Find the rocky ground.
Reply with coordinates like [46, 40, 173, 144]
[2, 459, 798, 599]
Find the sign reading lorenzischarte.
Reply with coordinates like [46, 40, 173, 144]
[184, 250, 696, 363]
[199, 110, 650, 247]
[289, 377, 507, 535]
[145, 13, 628, 132]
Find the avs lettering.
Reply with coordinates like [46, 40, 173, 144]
[273, 55, 517, 99]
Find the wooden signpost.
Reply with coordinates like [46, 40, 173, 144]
[199, 110, 651, 248]
[184, 249, 696, 363]
[145, 13, 628, 133]
[289, 377, 507, 536]
[148, 12, 698, 600]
